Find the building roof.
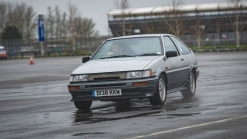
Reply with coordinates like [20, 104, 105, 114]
[108, 2, 247, 18]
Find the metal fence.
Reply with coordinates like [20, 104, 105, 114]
[1, 36, 247, 58]
[183, 39, 247, 52]
[0, 36, 110, 58]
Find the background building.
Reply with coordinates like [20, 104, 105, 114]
[108, 2, 247, 48]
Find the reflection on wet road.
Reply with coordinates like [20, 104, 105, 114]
[73, 96, 201, 124]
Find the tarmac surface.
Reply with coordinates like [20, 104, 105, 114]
[0, 52, 247, 139]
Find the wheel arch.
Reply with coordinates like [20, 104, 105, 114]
[189, 63, 196, 76]
[155, 67, 168, 85]
[188, 63, 197, 87]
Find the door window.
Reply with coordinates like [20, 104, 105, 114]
[171, 37, 191, 55]
[163, 36, 179, 56]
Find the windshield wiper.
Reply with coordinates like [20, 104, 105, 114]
[100, 55, 134, 59]
[137, 53, 162, 56]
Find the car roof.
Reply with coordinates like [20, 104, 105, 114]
[107, 34, 172, 40]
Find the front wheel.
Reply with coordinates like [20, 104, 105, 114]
[74, 101, 92, 110]
[149, 74, 167, 106]
[181, 71, 196, 97]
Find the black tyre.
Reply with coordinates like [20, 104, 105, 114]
[74, 101, 92, 110]
[181, 71, 196, 97]
[149, 74, 167, 106]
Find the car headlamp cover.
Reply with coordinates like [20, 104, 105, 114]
[143, 70, 152, 77]
[70, 75, 88, 82]
[126, 70, 152, 79]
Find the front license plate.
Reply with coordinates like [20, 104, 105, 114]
[92, 89, 122, 97]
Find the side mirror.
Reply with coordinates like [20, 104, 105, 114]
[166, 51, 177, 58]
[82, 57, 90, 63]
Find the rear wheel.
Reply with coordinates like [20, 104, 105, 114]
[181, 71, 196, 97]
[74, 101, 92, 110]
[149, 74, 167, 106]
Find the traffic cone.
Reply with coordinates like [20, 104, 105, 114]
[29, 55, 34, 65]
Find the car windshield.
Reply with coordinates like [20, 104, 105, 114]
[92, 37, 163, 59]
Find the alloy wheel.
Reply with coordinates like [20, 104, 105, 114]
[159, 78, 166, 101]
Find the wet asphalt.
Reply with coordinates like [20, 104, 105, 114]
[0, 52, 247, 139]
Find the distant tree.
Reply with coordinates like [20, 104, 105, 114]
[60, 12, 67, 39]
[215, 18, 221, 44]
[227, 0, 245, 49]
[142, 17, 155, 34]
[54, 6, 61, 39]
[81, 18, 99, 53]
[0, 2, 8, 36]
[1, 2, 36, 41]
[42, 2, 98, 54]
[192, 12, 204, 49]
[65, 2, 99, 54]
[66, 1, 81, 54]
[114, 0, 130, 36]
[23, 6, 36, 42]
[1, 25, 22, 40]
[45, 6, 55, 39]
[163, 0, 185, 38]
[6, 2, 26, 38]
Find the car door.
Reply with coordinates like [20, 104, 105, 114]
[163, 36, 187, 90]
[171, 36, 192, 85]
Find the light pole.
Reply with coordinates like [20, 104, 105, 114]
[38, 15, 45, 57]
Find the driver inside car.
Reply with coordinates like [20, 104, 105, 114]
[107, 42, 124, 56]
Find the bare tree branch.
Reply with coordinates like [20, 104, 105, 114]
[67, 1, 80, 53]
[114, 0, 130, 36]
[191, 12, 204, 49]
[0, 2, 8, 36]
[23, 6, 36, 42]
[55, 6, 61, 39]
[2, 2, 36, 41]
[46, 6, 55, 39]
[227, 0, 246, 48]
[163, 0, 185, 38]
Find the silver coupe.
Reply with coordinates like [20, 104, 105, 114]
[68, 34, 199, 110]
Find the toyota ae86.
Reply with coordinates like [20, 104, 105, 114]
[68, 34, 199, 110]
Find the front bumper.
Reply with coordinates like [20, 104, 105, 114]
[68, 77, 158, 101]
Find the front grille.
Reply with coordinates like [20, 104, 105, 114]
[94, 77, 119, 81]
[85, 83, 126, 88]
[88, 72, 126, 81]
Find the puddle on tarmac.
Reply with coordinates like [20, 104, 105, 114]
[167, 113, 200, 117]
[157, 116, 176, 119]
[72, 132, 105, 136]
[1, 91, 25, 94]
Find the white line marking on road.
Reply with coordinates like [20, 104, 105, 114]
[126, 115, 247, 139]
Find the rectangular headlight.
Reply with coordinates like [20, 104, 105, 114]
[143, 70, 152, 77]
[70, 75, 88, 82]
[126, 70, 152, 79]
[126, 71, 143, 79]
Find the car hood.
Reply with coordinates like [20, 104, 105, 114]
[72, 56, 160, 74]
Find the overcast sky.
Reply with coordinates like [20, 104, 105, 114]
[3, 0, 231, 36]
